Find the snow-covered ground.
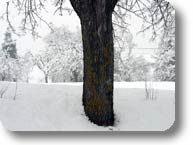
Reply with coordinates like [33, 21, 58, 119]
[0, 81, 175, 131]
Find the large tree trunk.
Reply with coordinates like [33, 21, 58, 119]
[70, 0, 118, 126]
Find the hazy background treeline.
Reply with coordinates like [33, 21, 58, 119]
[0, 26, 175, 83]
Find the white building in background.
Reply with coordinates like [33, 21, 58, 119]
[28, 66, 46, 83]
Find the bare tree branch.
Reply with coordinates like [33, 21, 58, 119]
[4, 0, 174, 40]
[115, 0, 175, 40]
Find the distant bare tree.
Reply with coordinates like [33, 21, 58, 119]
[0, 83, 9, 99]
[35, 52, 55, 83]
[13, 81, 18, 100]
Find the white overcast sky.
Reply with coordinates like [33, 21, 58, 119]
[0, 0, 159, 58]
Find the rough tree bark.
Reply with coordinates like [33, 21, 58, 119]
[70, 0, 118, 126]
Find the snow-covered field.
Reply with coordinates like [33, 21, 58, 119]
[0, 81, 175, 131]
